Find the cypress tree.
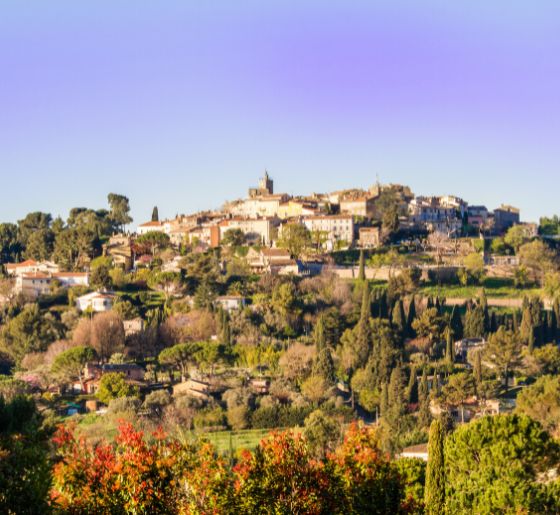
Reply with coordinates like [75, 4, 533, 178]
[406, 296, 417, 338]
[380, 382, 389, 417]
[379, 290, 388, 319]
[418, 367, 431, 428]
[464, 305, 485, 339]
[512, 309, 520, 333]
[450, 306, 463, 340]
[312, 316, 335, 383]
[445, 327, 454, 366]
[431, 370, 439, 397]
[358, 248, 366, 281]
[554, 298, 560, 340]
[425, 419, 446, 515]
[151, 206, 159, 222]
[391, 299, 406, 336]
[473, 350, 482, 385]
[407, 366, 418, 404]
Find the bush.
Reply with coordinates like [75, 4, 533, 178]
[251, 405, 313, 429]
[193, 406, 226, 431]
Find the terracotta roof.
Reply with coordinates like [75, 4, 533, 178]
[261, 249, 290, 257]
[5, 259, 38, 269]
[138, 221, 163, 227]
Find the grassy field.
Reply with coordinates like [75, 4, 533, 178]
[198, 428, 273, 453]
[420, 277, 541, 299]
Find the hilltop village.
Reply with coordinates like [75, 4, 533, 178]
[2, 173, 560, 511]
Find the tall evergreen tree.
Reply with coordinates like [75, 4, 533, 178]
[425, 418, 446, 515]
[473, 350, 482, 386]
[450, 306, 463, 341]
[406, 296, 417, 338]
[312, 316, 336, 384]
[358, 248, 366, 281]
[445, 327, 454, 366]
[391, 299, 406, 337]
[406, 366, 418, 404]
[151, 206, 159, 222]
[418, 367, 431, 428]
[464, 305, 485, 339]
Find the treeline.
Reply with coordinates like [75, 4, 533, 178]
[0, 193, 132, 267]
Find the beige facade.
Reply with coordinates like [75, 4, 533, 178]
[358, 226, 382, 248]
[302, 215, 354, 250]
[339, 197, 376, 217]
[219, 217, 278, 245]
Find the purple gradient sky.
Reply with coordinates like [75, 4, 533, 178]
[1, 1, 560, 224]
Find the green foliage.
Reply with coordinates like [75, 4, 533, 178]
[0, 395, 51, 513]
[303, 409, 342, 459]
[445, 415, 560, 514]
[96, 372, 139, 405]
[250, 405, 313, 429]
[516, 375, 560, 435]
[425, 419, 445, 515]
[107, 193, 133, 230]
[51, 345, 96, 388]
[1, 303, 63, 364]
[277, 223, 311, 258]
[158, 342, 200, 382]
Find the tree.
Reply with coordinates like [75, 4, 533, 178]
[151, 206, 159, 222]
[277, 223, 311, 259]
[412, 308, 445, 353]
[107, 193, 133, 231]
[234, 431, 344, 514]
[504, 224, 531, 251]
[442, 372, 475, 423]
[96, 372, 138, 404]
[312, 315, 335, 384]
[90, 264, 113, 290]
[90, 311, 125, 363]
[484, 327, 523, 387]
[221, 228, 245, 247]
[331, 422, 404, 513]
[425, 419, 445, 515]
[136, 231, 171, 256]
[358, 249, 366, 281]
[1, 304, 63, 364]
[302, 409, 341, 459]
[462, 252, 485, 285]
[391, 299, 406, 337]
[0, 223, 22, 263]
[159, 343, 200, 382]
[464, 304, 485, 339]
[518, 240, 558, 286]
[445, 414, 560, 514]
[51, 346, 96, 391]
[516, 375, 560, 436]
[0, 395, 51, 513]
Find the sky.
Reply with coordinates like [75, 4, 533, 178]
[1, 1, 560, 225]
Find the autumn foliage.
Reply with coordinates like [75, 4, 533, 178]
[50, 422, 412, 514]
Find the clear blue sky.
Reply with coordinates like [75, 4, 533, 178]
[1, 1, 559, 225]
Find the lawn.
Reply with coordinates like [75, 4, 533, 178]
[420, 277, 541, 299]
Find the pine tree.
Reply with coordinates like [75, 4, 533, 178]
[358, 248, 366, 281]
[388, 366, 406, 419]
[151, 206, 159, 222]
[312, 316, 335, 383]
[425, 418, 446, 515]
[378, 290, 388, 319]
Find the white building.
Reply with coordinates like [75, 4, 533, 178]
[76, 291, 116, 312]
[301, 215, 354, 250]
[215, 295, 247, 312]
[5, 259, 59, 277]
[219, 217, 279, 245]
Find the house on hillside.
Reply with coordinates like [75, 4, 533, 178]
[75, 291, 116, 312]
[215, 295, 247, 312]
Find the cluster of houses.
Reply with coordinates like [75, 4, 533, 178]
[136, 172, 521, 251]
